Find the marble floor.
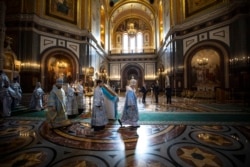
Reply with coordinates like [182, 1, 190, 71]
[1, 94, 250, 167]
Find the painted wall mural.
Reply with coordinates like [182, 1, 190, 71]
[191, 49, 221, 91]
[46, 0, 77, 24]
[47, 56, 72, 86]
[116, 18, 150, 32]
[185, 0, 223, 17]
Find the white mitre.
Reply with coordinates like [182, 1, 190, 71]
[129, 76, 137, 86]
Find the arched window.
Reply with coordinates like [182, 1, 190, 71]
[137, 32, 143, 53]
[122, 32, 144, 53]
[130, 36, 135, 53]
[123, 33, 128, 53]
[115, 18, 151, 53]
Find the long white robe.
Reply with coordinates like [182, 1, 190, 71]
[66, 85, 78, 115]
[10, 82, 22, 107]
[1, 86, 16, 117]
[47, 85, 68, 122]
[91, 86, 108, 126]
[29, 87, 44, 110]
[0, 73, 16, 117]
[120, 86, 139, 126]
[75, 83, 85, 110]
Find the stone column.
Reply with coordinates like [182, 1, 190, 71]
[0, 1, 6, 70]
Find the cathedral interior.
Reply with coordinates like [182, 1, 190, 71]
[0, 0, 250, 166]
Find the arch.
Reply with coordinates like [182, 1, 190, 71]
[184, 41, 229, 90]
[3, 51, 22, 85]
[109, 2, 156, 53]
[113, 17, 153, 53]
[120, 63, 144, 90]
[41, 48, 79, 91]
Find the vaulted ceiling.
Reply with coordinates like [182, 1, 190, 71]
[110, 2, 154, 25]
[107, 1, 157, 37]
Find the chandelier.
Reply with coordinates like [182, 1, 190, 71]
[57, 61, 68, 69]
[197, 57, 208, 66]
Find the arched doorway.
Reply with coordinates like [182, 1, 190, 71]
[41, 49, 79, 92]
[189, 48, 221, 91]
[121, 64, 143, 91]
[184, 42, 229, 91]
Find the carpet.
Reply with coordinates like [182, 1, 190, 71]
[10, 108, 250, 125]
[198, 103, 250, 112]
[135, 111, 250, 125]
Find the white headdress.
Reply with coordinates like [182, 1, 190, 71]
[129, 76, 137, 86]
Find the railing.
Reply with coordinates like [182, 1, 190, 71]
[110, 48, 155, 54]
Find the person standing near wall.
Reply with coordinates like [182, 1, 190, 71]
[153, 80, 160, 104]
[165, 85, 172, 104]
[139, 82, 147, 103]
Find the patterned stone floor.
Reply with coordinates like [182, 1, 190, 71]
[1, 95, 250, 167]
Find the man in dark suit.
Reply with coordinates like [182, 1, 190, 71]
[139, 83, 148, 103]
[165, 85, 172, 104]
[153, 80, 160, 104]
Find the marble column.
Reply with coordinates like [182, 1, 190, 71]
[0, 1, 6, 70]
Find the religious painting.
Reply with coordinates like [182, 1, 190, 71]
[46, 0, 77, 24]
[15, 64, 20, 72]
[14, 60, 21, 72]
[47, 56, 72, 86]
[3, 53, 14, 70]
[190, 49, 221, 91]
[185, 0, 223, 17]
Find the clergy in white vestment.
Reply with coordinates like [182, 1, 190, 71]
[66, 81, 78, 118]
[75, 79, 85, 114]
[46, 78, 71, 128]
[29, 82, 45, 110]
[118, 78, 140, 128]
[91, 79, 108, 131]
[0, 79, 17, 117]
[10, 77, 22, 107]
